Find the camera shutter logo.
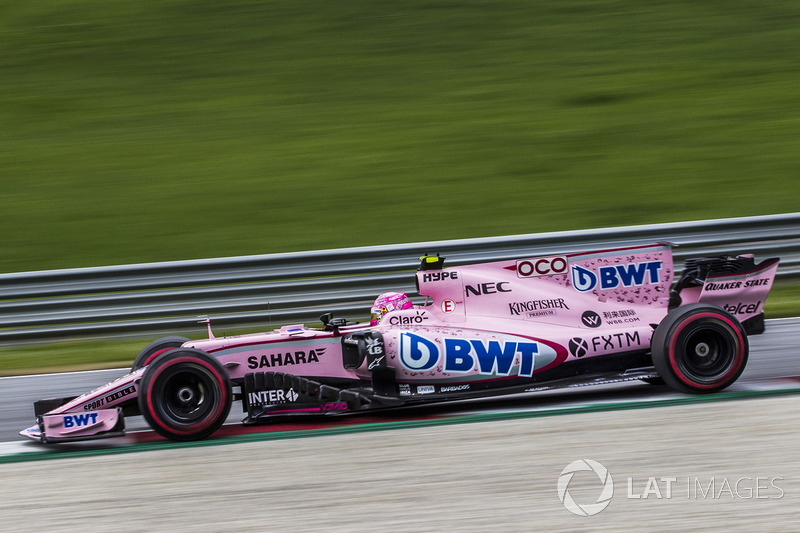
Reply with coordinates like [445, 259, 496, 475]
[557, 459, 614, 516]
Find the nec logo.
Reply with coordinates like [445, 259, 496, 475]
[63, 413, 99, 428]
[465, 282, 511, 297]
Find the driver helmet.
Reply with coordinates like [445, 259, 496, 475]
[370, 292, 413, 326]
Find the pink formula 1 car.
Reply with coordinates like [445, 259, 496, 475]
[21, 243, 779, 443]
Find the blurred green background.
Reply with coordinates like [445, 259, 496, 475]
[2, 1, 799, 273]
[1, 1, 799, 373]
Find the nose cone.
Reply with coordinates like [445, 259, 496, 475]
[19, 424, 42, 441]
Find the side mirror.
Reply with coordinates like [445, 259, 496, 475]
[320, 313, 349, 331]
[319, 312, 333, 327]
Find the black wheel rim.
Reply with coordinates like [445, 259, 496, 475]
[154, 364, 219, 425]
[676, 323, 737, 385]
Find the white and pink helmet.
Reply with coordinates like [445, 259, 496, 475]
[370, 292, 413, 326]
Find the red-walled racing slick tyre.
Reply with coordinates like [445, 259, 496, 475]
[138, 349, 232, 441]
[652, 303, 748, 394]
[131, 335, 191, 372]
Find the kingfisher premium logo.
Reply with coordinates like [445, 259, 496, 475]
[508, 298, 569, 317]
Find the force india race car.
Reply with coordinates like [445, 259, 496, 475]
[21, 243, 779, 443]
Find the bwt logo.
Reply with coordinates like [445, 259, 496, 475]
[63, 413, 99, 428]
[571, 261, 662, 293]
[398, 332, 553, 377]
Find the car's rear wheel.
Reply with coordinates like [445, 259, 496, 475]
[138, 349, 232, 441]
[652, 303, 748, 394]
[131, 336, 191, 372]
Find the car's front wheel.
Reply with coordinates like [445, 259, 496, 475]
[138, 349, 232, 441]
[131, 336, 191, 372]
[652, 303, 748, 394]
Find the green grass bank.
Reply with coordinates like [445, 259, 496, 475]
[1, 1, 798, 373]
[2, 1, 799, 273]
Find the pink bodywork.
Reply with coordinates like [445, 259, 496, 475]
[21, 243, 778, 442]
[379, 244, 674, 384]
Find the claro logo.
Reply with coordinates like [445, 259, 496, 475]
[388, 311, 429, 325]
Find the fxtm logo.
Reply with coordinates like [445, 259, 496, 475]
[571, 261, 662, 293]
[557, 459, 614, 516]
[569, 337, 588, 357]
[568, 332, 642, 357]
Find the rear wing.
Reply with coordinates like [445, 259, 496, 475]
[670, 254, 780, 334]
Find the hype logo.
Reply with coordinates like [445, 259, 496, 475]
[571, 261, 662, 293]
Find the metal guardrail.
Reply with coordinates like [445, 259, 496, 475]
[0, 213, 798, 342]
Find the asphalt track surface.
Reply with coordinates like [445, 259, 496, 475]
[2, 388, 800, 531]
[1, 318, 799, 531]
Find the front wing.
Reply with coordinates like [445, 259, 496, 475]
[20, 408, 125, 443]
